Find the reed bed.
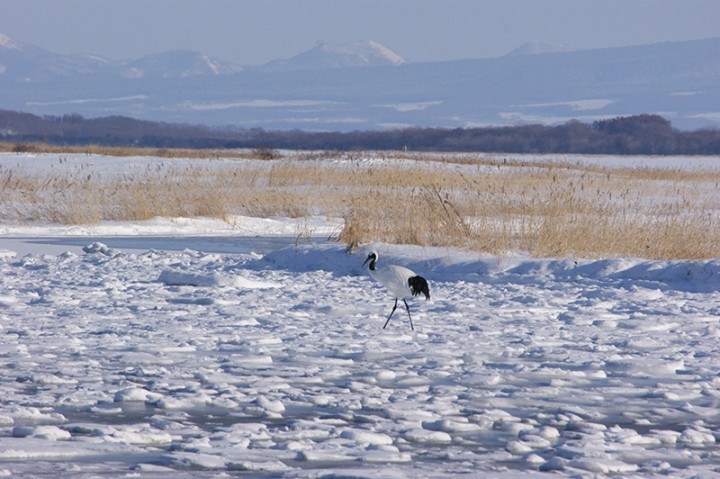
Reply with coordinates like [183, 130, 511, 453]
[1, 152, 718, 259]
[1, 142, 220, 159]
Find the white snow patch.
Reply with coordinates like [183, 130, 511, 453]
[186, 99, 341, 111]
[377, 101, 442, 112]
[518, 98, 616, 111]
[27, 95, 150, 107]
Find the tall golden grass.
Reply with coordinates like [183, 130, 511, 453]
[1, 150, 718, 259]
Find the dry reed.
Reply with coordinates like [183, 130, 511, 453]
[1, 151, 718, 260]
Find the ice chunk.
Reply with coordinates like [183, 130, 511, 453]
[13, 425, 72, 441]
[100, 424, 173, 445]
[422, 418, 482, 433]
[113, 387, 163, 403]
[340, 429, 394, 445]
[540, 457, 568, 471]
[256, 396, 285, 414]
[82, 242, 117, 256]
[226, 460, 291, 472]
[569, 459, 639, 473]
[678, 428, 716, 444]
[403, 429, 452, 443]
[375, 370, 396, 381]
[506, 440, 533, 454]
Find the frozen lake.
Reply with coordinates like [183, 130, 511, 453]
[0, 235, 313, 256]
[1, 240, 719, 478]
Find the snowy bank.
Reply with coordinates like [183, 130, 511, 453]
[0, 215, 342, 238]
[251, 243, 720, 292]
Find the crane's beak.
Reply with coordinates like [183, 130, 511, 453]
[362, 256, 371, 267]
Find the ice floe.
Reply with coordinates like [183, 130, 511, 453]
[0, 235, 719, 477]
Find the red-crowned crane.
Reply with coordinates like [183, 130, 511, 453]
[362, 251, 430, 330]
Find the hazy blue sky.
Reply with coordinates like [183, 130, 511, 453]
[2, 0, 719, 64]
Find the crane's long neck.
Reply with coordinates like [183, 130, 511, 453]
[369, 257, 377, 271]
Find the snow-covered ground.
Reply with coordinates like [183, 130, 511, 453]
[1, 152, 719, 477]
[2, 150, 719, 174]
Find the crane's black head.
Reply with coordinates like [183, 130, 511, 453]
[408, 275, 430, 300]
[362, 251, 378, 271]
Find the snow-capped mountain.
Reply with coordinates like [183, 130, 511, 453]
[0, 33, 111, 81]
[119, 50, 243, 79]
[257, 40, 406, 72]
[504, 41, 573, 56]
[0, 33, 20, 50]
[0, 33, 242, 81]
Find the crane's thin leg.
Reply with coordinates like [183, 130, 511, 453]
[383, 299, 398, 329]
[403, 299, 414, 330]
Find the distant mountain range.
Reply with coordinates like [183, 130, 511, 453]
[1, 33, 719, 131]
[0, 34, 403, 80]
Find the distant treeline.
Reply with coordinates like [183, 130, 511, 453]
[1, 109, 719, 155]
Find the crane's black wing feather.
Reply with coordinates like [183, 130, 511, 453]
[408, 276, 430, 300]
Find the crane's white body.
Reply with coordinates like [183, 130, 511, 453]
[368, 263, 417, 300]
